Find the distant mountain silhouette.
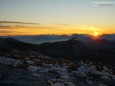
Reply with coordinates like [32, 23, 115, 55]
[0, 37, 115, 65]
[2, 34, 115, 44]
[38, 38, 115, 65]
[0, 38, 39, 51]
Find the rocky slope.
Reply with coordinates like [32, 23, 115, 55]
[0, 56, 115, 86]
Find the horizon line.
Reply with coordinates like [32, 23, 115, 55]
[0, 33, 115, 37]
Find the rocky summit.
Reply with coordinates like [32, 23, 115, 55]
[0, 38, 115, 86]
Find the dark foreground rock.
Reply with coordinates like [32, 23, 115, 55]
[0, 64, 58, 86]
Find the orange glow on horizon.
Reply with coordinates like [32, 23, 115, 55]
[92, 32, 100, 37]
[0, 24, 115, 36]
[90, 32, 101, 40]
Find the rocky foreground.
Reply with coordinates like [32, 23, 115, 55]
[0, 56, 115, 86]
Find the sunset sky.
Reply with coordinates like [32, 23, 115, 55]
[0, 0, 115, 36]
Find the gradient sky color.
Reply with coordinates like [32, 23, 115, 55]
[0, 0, 115, 36]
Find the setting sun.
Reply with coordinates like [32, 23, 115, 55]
[91, 31, 101, 40]
[93, 32, 100, 37]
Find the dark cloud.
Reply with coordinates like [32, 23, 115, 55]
[0, 21, 54, 30]
[0, 26, 13, 29]
[0, 21, 53, 36]
[0, 21, 54, 36]
[0, 21, 40, 25]
[0, 30, 12, 33]
[0, 25, 53, 29]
